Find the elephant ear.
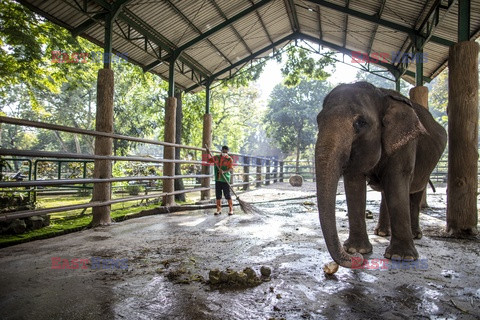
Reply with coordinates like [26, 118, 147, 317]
[382, 94, 427, 155]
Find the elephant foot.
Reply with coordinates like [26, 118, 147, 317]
[343, 238, 373, 254]
[374, 225, 390, 237]
[384, 241, 418, 261]
[412, 229, 423, 239]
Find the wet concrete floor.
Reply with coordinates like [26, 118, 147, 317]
[0, 182, 479, 319]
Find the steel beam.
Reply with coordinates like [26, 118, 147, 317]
[71, 12, 107, 37]
[305, 0, 453, 47]
[175, 0, 274, 54]
[284, 0, 300, 33]
[186, 33, 296, 92]
[458, 0, 471, 41]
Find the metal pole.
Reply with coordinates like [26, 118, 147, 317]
[458, 0, 471, 42]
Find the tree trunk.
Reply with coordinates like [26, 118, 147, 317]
[174, 89, 185, 202]
[409, 86, 429, 208]
[74, 134, 81, 153]
[447, 41, 479, 235]
[91, 69, 114, 227]
[54, 131, 68, 152]
[162, 97, 176, 206]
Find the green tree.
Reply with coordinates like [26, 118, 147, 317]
[264, 80, 332, 172]
[279, 46, 335, 87]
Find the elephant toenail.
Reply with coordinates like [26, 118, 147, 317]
[347, 247, 357, 254]
[384, 252, 391, 259]
[391, 254, 402, 261]
[404, 256, 415, 261]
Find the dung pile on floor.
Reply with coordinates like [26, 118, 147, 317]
[208, 266, 271, 289]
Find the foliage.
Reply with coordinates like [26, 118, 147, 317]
[427, 70, 448, 126]
[264, 80, 332, 171]
[279, 46, 335, 87]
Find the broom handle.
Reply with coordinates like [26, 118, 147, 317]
[204, 145, 239, 199]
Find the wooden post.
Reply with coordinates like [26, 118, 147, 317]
[447, 41, 479, 235]
[243, 156, 250, 191]
[201, 114, 212, 200]
[409, 86, 429, 208]
[174, 89, 185, 202]
[162, 97, 176, 206]
[256, 158, 262, 187]
[280, 161, 284, 182]
[91, 69, 114, 226]
[273, 160, 278, 183]
[265, 159, 270, 185]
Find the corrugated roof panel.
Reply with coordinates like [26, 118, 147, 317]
[214, 0, 257, 19]
[349, 0, 381, 16]
[319, 6, 346, 48]
[128, 1, 189, 48]
[381, 0, 428, 29]
[296, 3, 320, 36]
[345, 16, 377, 53]
[165, 0, 224, 49]
[15, 0, 480, 91]
[262, 2, 292, 39]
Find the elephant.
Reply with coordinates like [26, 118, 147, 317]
[315, 82, 447, 268]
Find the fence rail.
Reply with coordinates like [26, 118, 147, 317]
[0, 116, 307, 222]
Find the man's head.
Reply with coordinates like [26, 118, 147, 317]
[221, 146, 229, 156]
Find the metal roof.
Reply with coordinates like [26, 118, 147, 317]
[17, 0, 480, 92]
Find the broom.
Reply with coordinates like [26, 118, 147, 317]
[205, 145, 263, 214]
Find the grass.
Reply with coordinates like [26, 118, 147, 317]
[0, 192, 198, 248]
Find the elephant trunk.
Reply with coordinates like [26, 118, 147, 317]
[315, 123, 363, 268]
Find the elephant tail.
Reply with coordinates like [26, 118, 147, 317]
[428, 179, 436, 193]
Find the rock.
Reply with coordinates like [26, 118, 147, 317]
[260, 266, 272, 277]
[7, 219, 26, 234]
[289, 174, 303, 187]
[26, 216, 44, 230]
[42, 215, 51, 227]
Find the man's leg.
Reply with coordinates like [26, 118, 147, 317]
[223, 182, 233, 215]
[215, 181, 222, 215]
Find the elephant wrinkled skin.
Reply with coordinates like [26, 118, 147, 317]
[315, 82, 447, 268]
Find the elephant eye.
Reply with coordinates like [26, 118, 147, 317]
[353, 117, 368, 133]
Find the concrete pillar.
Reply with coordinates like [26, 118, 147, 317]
[256, 158, 262, 188]
[409, 86, 428, 108]
[243, 156, 250, 191]
[201, 114, 212, 200]
[91, 69, 114, 226]
[447, 41, 479, 235]
[162, 97, 176, 206]
[409, 86, 429, 208]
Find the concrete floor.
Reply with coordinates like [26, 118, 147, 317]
[0, 182, 479, 320]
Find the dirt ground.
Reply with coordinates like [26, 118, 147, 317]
[0, 182, 479, 320]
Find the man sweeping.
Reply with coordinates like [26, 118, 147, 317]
[207, 145, 234, 215]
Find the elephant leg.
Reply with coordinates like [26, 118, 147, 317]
[374, 194, 391, 237]
[343, 173, 372, 254]
[383, 176, 418, 261]
[410, 190, 423, 239]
